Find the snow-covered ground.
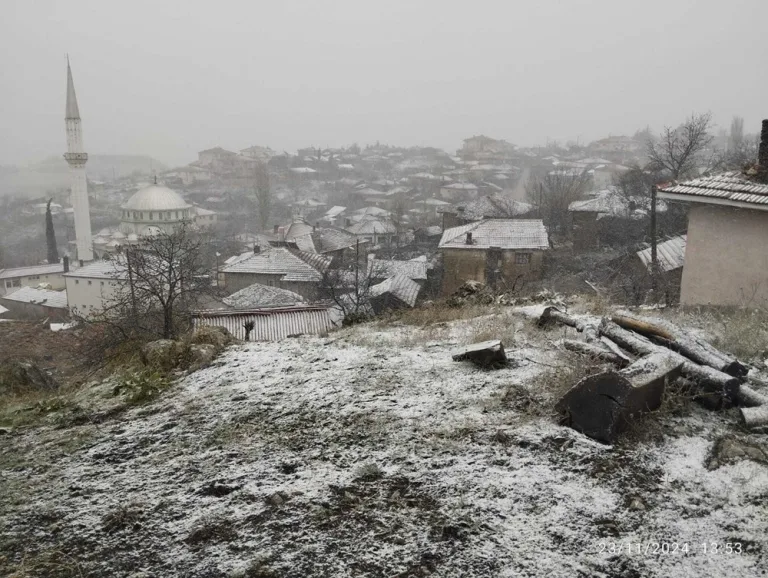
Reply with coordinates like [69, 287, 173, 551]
[1, 308, 766, 577]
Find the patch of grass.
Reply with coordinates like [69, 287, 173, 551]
[388, 302, 502, 328]
[112, 369, 170, 405]
[3, 547, 85, 578]
[185, 517, 238, 547]
[101, 502, 144, 534]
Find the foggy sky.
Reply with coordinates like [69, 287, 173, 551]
[2, 0, 767, 167]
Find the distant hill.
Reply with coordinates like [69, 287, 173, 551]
[0, 155, 168, 198]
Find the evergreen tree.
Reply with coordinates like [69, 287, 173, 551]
[45, 199, 60, 264]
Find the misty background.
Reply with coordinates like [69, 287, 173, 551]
[2, 0, 767, 169]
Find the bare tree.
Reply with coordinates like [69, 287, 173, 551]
[95, 221, 217, 340]
[713, 116, 760, 171]
[318, 242, 386, 324]
[646, 112, 714, 179]
[526, 169, 592, 237]
[253, 161, 271, 231]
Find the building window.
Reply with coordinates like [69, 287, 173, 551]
[75, 280, 79, 284]
[175, 211, 179, 219]
[515, 253, 531, 265]
[100, 281, 104, 286]
[140, 212, 144, 220]
[88, 280, 92, 285]
[133, 212, 137, 219]
[149, 212, 153, 220]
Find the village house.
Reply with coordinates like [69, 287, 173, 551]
[290, 227, 366, 266]
[367, 257, 428, 285]
[369, 274, 421, 314]
[438, 219, 549, 296]
[0, 263, 68, 296]
[658, 129, 768, 308]
[0, 286, 69, 321]
[221, 246, 331, 299]
[345, 219, 398, 246]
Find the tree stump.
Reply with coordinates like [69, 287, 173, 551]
[452, 340, 507, 368]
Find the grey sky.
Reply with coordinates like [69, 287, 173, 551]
[2, 0, 766, 167]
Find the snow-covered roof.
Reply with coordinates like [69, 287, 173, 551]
[439, 219, 549, 250]
[1, 286, 68, 309]
[293, 227, 361, 255]
[370, 274, 421, 308]
[223, 283, 305, 309]
[290, 167, 317, 174]
[346, 220, 397, 236]
[637, 235, 687, 273]
[442, 182, 478, 190]
[0, 263, 66, 279]
[122, 185, 190, 212]
[324, 206, 347, 218]
[64, 260, 127, 280]
[659, 170, 768, 211]
[222, 247, 330, 282]
[447, 194, 532, 220]
[369, 258, 428, 281]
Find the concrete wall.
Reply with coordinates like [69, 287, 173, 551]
[681, 205, 768, 307]
[1, 272, 66, 296]
[64, 276, 120, 317]
[441, 248, 544, 296]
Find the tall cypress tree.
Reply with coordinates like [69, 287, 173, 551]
[45, 199, 60, 264]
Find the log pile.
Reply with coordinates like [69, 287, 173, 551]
[539, 307, 768, 440]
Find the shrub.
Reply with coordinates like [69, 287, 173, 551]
[113, 369, 170, 405]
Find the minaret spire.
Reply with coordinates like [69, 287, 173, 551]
[64, 58, 93, 261]
[65, 55, 81, 120]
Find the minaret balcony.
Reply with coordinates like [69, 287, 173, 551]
[64, 152, 88, 164]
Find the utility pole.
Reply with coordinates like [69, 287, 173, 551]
[650, 185, 658, 294]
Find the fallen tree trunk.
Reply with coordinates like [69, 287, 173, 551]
[556, 352, 682, 442]
[599, 320, 740, 407]
[611, 314, 748, 378]
[539, 307, 600, 341]
[562, 339, 629, 368]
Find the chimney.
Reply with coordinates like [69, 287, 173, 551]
[63, 255, 70, 273]
[253, 244, 260, 254]
[273, 224, 279, 234]
[759, 119, 768, 171]
[79, 259, 84, 267]
[465, 232, 473, 245]
[277, 226, 285, 242]
[345, 217, 352, 227]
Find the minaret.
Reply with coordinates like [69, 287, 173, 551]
[64, 57, 93, 261]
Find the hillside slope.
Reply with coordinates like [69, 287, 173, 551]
[1, 308, 766, 577]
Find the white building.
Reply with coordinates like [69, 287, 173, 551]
[63, 261, 125, 317]
[0, 263, 67, 296]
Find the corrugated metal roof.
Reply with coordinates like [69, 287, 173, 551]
[1, 287, 69, 309]
[192, 306, 336, 341]
[637, 235, 687, 273]
[439, 219, 549, 250]
[370, 274, 420, 308]
[0, 263, 66, 279]
[658, 171, 768, 208]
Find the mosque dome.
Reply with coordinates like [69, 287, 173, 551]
[122, 185, 190, 212]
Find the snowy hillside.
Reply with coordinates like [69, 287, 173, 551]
[1, 307, 766, 577]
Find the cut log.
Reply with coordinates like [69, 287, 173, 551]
[738, 384, 768, 407]
[600, 336, 633, 364]
[740, 405, 768, 429]
[562, 339, 629, 368]
[452, 340, 506, 368]
[599, 320, 740, 407]
[556, 352, 682, 443]
[611, 314, 748, 378]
